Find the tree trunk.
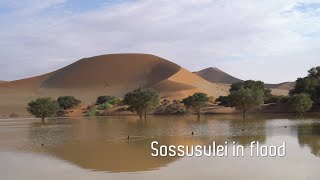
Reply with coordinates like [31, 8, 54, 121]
[243, 110, 246, 120]
[144, 111, 147, 119]
[197, 112, 200, 119]
[299, 112, 303, 117]
[42, 117, 45, 122]
[139, 113, 142, 120]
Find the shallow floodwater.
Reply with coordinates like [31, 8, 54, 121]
[0, 115, 320, 180]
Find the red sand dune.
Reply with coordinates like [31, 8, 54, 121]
[0, 53, 294, 116]
[0, 54, 230, 116]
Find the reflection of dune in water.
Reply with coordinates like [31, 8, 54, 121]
[9, 116, 320, 174]
[26, 117, 221, 172]
[43, 136, 214, 173]
[25, 116, 265, 172]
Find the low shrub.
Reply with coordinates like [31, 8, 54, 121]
[96, 96, 116, 105]
[108, 98, 122, 105]
[86, 109, 100, 116]
[97, 102, 112, 110]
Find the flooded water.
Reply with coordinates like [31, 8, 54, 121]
[0, 115, 320, 180]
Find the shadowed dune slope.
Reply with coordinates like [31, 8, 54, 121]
[0, 54, 185, 92]
[193, 67, 242, 84]
[41, 54, 181, 89]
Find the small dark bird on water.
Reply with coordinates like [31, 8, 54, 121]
[242, 129, 244, 131]
[192, 132, 194, 135]
[41, 144, 44, 147]
[285, 126, 287, 128]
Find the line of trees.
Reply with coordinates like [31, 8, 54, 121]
[27, 96, 81, 122]
[27, 67, 320, 121]
[215, 67, 320, 118]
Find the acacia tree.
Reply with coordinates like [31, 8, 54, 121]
[228, 88, 264, 119]
[288, 93, 313, 115]
[230, 80, 272, 101]
[182, 92, 209, 118]
[27, 97, 60, 122]
[57, 96, 81, 110]
[124, 88, 160, 119]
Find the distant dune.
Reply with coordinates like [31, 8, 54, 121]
[265, 82, 296, 91]
[0, 81, 6, 83]
[194, 67, 295, 91]
[0, 54, 230, 116]
[193, 67, 242, 84]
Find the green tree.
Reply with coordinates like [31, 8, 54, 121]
[57, 96, 81, 110]
[182, 92, 209, 118]
[230, 80, 271, 101]
[264, 95, 288, 104]
[290, 66, 320, 109]
[27, 97, 60, 122]
[96, 96, 116, 105]
[228, 88, 264, 119]
[308, 66, 320, 80]
[288, 93, 313, 115]
[123, 88, 160, 119]
[215, 96, 230, 106]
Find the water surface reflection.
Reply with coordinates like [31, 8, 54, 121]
[0, 115, 320, 179]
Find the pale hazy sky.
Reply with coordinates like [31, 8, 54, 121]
[0, 0, 319, 83]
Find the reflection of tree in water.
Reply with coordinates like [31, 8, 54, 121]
[228, 119, 267, 147]
[29, 120, 75, 146]
[297, 124, 320, 157]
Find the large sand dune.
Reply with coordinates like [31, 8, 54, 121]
[0, 54, 229, 116]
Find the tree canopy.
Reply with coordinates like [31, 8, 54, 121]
[230, 80, 272, 101]
[96, 96, 116, 105]
[288, 93, 313, 115]
[27, 97, 60, 121]
[290, 66, 320, 110]
[182, 92, 209, 118]
[228, 88, 264, 119]
[123, 88, 160, 119]
[57, 96, 81, 110]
